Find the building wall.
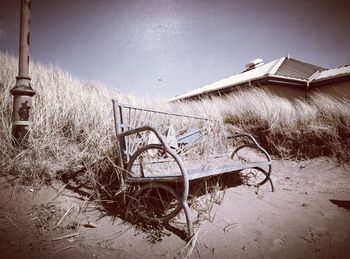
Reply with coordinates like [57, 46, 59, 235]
[260, 84, 306, 100]
[311, 81, 350, 99]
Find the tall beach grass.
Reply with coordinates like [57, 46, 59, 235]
[219, 90, 350, 161]
[0, 52, 349, 186]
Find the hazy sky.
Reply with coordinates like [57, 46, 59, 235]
[1, 0, 349, 99]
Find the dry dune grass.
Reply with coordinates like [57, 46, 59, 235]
[1, 52, 114, 184]
[219, 90, 350, 161]
[0, 51, 349, 188]
[172, 89, 350, 162]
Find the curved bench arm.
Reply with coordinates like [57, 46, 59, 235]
[228, 133, 261, 147]
[228, 133, 274, 191]
[118, 125, 190, 202]
[228, 133, 272, 173]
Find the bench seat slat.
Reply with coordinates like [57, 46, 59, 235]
[187, 161, 271, 180]
[127, 161, 271, 183]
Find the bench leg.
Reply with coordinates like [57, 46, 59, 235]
[231, 143, 273, 191]
[125, 183, 194, 239]
[182, 200, 194, 238]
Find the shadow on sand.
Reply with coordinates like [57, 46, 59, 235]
[59, 168, 244, 243]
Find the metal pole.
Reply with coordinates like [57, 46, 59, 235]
[10, 0, 36, 147]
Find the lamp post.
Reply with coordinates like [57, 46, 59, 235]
[10, 0, 36, 147]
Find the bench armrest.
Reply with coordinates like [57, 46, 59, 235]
[228, 133, 272, 166]
[118, 125, 170, 148]
[118, 125, 190, 202]
[228, 133, 261, 147]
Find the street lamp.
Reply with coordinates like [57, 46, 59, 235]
[10, 0, 36, 147]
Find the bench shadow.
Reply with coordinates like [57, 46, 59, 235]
[59, 168, 244, 243]
[96, 171, 244, 242]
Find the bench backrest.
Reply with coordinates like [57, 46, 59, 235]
[112, 100, 224, 168]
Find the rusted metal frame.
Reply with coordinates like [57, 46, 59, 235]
[126, 144, 182, 181]
[112, 101, 120, 136]
[112, 101, 125, 168]
[229, 133, 269, 155]
[229, 134, 272, 170]
[117, 125, 189, 186]
[112, 102, 195, 235]
[132, 158, 179, 166]
[118, 125, 193, 237]
[131, 108, 151, 154]
[113, 100, 212, 121]
[244, 166, 273, 191]
[231, 143, 271, 163]
[132, 107, 144, 128]
[114, 101, 144, 166]
[124, 107, 131, 160]
[125, 175, 181, 183]
[128, 106, 137, 129]
[128, 108, 141, 157]
[230, 136, 272, 173]
[230, 144, 272, 173]
[229, 133, 262, 147]
[229, 134, 274, 190]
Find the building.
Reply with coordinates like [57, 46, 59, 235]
[170, 56, 350, 102]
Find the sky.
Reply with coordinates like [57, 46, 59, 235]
[0, 0, 349, 99]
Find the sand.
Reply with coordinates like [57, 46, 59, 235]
[0, 158, 349, 259]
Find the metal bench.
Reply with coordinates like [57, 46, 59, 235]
[112, 100, 273, 238]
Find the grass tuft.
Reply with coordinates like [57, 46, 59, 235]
[1, 52, 350, 184]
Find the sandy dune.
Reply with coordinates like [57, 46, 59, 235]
[0, 158, 349, 258]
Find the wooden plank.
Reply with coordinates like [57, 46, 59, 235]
[126, 161, 271, 183]
[187, 161, 271, 180]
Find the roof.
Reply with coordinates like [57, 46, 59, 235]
[312, 64, 350, 82]
[170, 56, 349, 101]
[275, 58, 326, 80]
[169, 57, 283, 101]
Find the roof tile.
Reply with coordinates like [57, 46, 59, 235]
[275, 58, 326, 80]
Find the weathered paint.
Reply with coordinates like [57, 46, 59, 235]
[10, 0, 35, 147]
